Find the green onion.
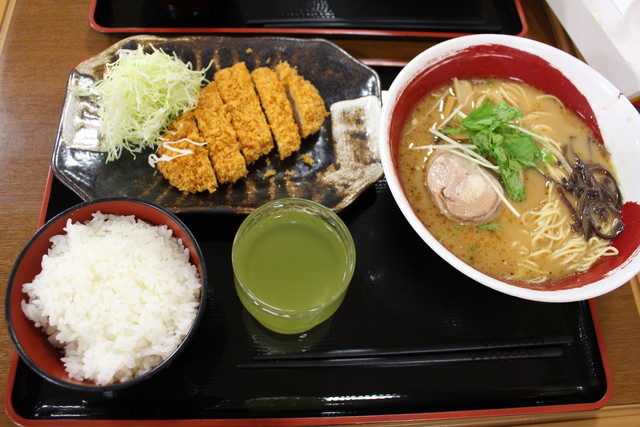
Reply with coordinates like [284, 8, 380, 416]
[477, 223, 501, 231]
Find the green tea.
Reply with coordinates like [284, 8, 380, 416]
[233, 210, 352, 334]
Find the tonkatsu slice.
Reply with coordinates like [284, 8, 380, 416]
[215, 62, 273, 164]
[275, 61, 328, 139]
[194, 82, 248, 184]
[156, 111, 218, 194]
[251, 66, 301, 160]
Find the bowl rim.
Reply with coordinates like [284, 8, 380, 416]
[5, 196, 208, 391]
[379, 33, 640, 302]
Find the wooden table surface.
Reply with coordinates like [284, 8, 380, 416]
[1, 1, 639, 425]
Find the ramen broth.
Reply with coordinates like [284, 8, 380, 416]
[398, 78, 619, 285]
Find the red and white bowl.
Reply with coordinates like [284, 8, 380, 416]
[379, 34, 640, 302]
[5, 197, 207, 390]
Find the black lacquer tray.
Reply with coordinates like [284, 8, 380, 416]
[7, 173, 611, 426]
[6, 67, 610, 425]
[89, 0, 527, 39]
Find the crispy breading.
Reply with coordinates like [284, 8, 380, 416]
[275, 61, 328, 138]
[153, 61, 327, 194]
[156, 111, 218, 194]
[194, 82, 248, 184]
[300, 153, 314, 165]
[165, 109, 200, 139]
[251, 67, 301, 160]
[215, 62, 273, 164]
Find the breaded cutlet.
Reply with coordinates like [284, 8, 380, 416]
[275, 61, 328, 138]
[251, 67, 301, 160]
[194, 82, 248, 184]
[215, 62, 273, 164]
[156, 111, 218, 194]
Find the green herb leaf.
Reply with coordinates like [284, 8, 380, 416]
[460, 101, 499, 131]
[444, 99, 550, 202]
[477, 223, 501, 231]
[492, 100, 523, 123]
[500, 167, 526, 202]
[503, 133, 541, 168]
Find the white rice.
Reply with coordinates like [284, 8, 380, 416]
[21, 212, 202, 386]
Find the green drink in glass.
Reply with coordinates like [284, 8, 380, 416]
[232, 198, 356, 334]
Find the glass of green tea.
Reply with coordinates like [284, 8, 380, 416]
[232, 198, 356, 334]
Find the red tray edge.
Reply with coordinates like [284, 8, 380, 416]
[5, 168, 613, 426]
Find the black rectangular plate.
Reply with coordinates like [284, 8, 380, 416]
[90, 0, 525, 37]
[8, 67, 608, 424]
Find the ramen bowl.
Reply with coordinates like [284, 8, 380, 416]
[5, 197, 207, 391]
[379, 34, 640, 303]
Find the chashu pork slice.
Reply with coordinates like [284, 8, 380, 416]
[426, 151, 503, 225]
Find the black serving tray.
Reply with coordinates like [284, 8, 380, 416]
[7, 174, 611, 425]
[89, 0, 526, 38]
[6, 66, 610, 425]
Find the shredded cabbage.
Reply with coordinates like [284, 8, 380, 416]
[94, 44, 207, 162]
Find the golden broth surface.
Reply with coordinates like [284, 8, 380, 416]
[398, 78, 616, 284]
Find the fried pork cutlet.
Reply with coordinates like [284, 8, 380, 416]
[156, 111, 218, 194]
[194, 82, 248, 184]
[215, 62, 273, 164]
[275, 61, 328, 139]
[251, 67, 301, 160]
